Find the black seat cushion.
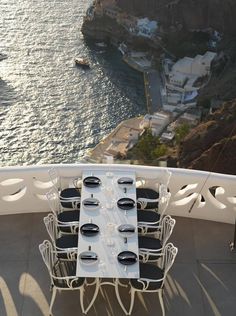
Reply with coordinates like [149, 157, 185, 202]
[56, 234, 78, 249]
[53, 260, 84, 288]
[136, 188, 159, 200]
[131, 263, 164, 291]
[137, 201, 159, 210]
[57, 210, 80, 233]
[60, 188, 81, 199]
[60, 188, 80, 209]
[138, 236, 162, 261]
[138, 236, 162, 250]
[138, 210, 160, 224]
[58, 210, 80, 223]
[56, 234, 78, 259]
[138, 210, 161, 233]
[136, 188, 159, 209]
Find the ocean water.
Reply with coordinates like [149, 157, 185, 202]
[0, 0, 145, 166]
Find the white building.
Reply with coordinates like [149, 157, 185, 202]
[163, 51, 216, 112]
[161, 131, 175, 142]
[166, 92, 182, 105]
[140, 113, 171, 136]
[169, 72, 187, 87]
[172, 51, 216, 77]
[136, 18, 158, 38]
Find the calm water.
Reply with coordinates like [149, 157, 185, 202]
[0, 0, 145, 166]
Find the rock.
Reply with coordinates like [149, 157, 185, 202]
[188, 136, 236, 175]
[116, 0, 236, 35]
[178, 100, 236, 174]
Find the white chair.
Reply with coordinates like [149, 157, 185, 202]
[46, 188, 80, 234]
[160, 168, 172, 187]
[138, 185, 171, 235]
[136, 188, 160, 210]
[44, 213, 78, 260]
[136, 168, 172, 211]
[139, 215, 176, 263]
[39, 240, 99, 315]
[48, 167, 81, 210]
[115, 243, 178, 316]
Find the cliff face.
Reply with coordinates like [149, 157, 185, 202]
[81, 15, 128, 42]
[116, 0, 236, 34]
[178, 100, 236, 175]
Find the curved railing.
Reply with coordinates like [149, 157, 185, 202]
[0, 164, 235, 224]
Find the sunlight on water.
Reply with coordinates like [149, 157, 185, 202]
[0, 0, 145, 166]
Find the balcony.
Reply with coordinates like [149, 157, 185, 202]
[0, 164, 236, 315]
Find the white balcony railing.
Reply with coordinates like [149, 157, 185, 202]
[0, 164, 235, 224]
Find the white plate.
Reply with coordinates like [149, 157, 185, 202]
[79, 251, 98, 265]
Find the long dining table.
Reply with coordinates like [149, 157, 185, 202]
[76, 169, 140, 279]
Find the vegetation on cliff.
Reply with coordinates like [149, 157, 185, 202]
[125, 101, 236, 174]
[83, 1, 236, 174]
[125, 129, 168, 165]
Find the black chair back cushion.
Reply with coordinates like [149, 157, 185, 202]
[52, 261, 84, 288]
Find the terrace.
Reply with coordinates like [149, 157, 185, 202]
[0, 164, 236, 316]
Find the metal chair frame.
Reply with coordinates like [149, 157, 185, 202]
[46, 188, 80, 234]
[46, 187, 80, 213]
[136, 168, 172, 210]
[39, 240, 99, 315]
[48, 167, 81, 190]
[136, 169, 172, 189]
[137, 195, 159, 210]
[139, 215, 176, 263]
[48, 167, 81, 210]
[115, 243, 178, 316]
[43, 213, 78, 260]
[138, 185, 171, 235]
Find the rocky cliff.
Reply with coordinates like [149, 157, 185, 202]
[178, 100, 236, 175]
[116, 0, 236, 34]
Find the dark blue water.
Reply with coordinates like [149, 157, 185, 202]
[0, 0, 145, 166]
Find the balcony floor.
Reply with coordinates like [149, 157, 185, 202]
[0, 213, 236, 316]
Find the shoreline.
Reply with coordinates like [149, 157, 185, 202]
[88, 116, 144, 161]
[86, 51, 163, 161]
[82, 11, 164, 161]
[82, 10, 164, 113]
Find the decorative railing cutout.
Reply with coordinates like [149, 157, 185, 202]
[2, 187, 27, 202]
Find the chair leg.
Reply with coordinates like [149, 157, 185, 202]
[80, 287, 86, 314]
[158, 289, 165, 316]
[116, 279, 128, 287]
[128, 288, 135, 315]
[49, 287, 57, 316]
[115, 280, 129, 315]
[84, 279, 100, 314]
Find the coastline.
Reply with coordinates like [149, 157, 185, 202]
[88, 116, 143, 161]
[82, 8, 164, 161]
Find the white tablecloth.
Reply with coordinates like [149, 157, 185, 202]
[76, 170, 140, 279]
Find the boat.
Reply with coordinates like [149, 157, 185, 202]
[75, 58, 90, 68]
[0, 53, 8, 61]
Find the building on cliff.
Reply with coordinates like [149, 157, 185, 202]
[162, 51, 217, 112]
[139, 112, 171, 136]
[93, 0, 160, 41]
[172, 51, 217, 77]
[136, 18, 158, 38]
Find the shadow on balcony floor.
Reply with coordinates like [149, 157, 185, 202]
[0, 213, 236, 316]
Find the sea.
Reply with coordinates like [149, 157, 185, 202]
[0, 0, 145, 166]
